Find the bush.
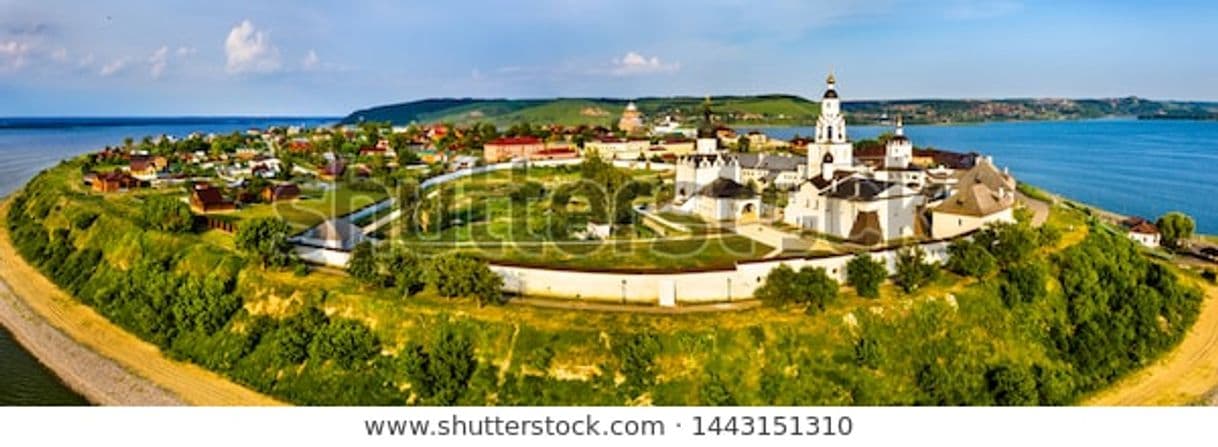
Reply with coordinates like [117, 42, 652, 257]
[308, 319, 382, 368]
[141, 195, 194, 233]
[400, 324, 478, 405]
[986, 364, 1038, 406]
[846, 253, 886, 298]
[999, 261, 1047, 306]
[895, 245, 939, 293]
[234, 217, 292, 268]
[425, 253, 503, 305]
[945, 239, 996, 278]
[1157, 212, 1195, 249]
[755, 265, 838, 310]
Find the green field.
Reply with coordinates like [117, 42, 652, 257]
[385, 166, 769, 270]
[234, 184, 387, 232]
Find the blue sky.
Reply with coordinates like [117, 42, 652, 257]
[1, 0, 1216, 116]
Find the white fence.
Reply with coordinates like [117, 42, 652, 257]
[300, 238, 952, 306]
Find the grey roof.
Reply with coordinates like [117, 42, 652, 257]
[315, 218, 367, 250]
[735, 153, 805, 172]
[698, 178, 756, 199]
[825, 178, 895, 201]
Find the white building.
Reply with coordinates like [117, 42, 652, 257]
[1123, 217, 1162, 248]
[807, 73, 856, 180]
[784, 176, 923, 244]
[691, 178, 761, 223]
[930, 156, 1017, 239]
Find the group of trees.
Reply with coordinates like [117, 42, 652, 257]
[579, 157, 650, 225]
[755, 264, 838, 312]
[347, 244, 503, 306]
[235, 217, 294, 268]
[1157, 212, 1195, 249]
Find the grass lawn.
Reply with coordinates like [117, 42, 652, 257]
[233, 184, 387, 232]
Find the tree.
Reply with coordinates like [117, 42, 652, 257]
[235, 217, 293, 268]
[308, 319, 381, 368]
[1157, 212, 1195, 249]
[986, 364, 1038, 406]
[425, 253, 503, 306]
[945, 238, 996, 278]
[794, 266, 838, 312]
[755, 264, 837, 311]
[895, 245, 939, 293]
[141, 195, 194, 233]
[999, 261, 1047, 306]
[846, 253, 886, 298]
[755, 264, 800, 307]
[736, 135, 750, 152]
[401, 324, 477, 405]
[347, 241, 380, 286]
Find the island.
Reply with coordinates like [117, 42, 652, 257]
[1, 73, 1215, 406]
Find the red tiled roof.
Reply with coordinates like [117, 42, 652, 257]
[487, 136, 542, 145]
[1129, 221, 1159, 234]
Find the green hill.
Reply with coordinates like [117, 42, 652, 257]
[342, 95, 821, 126]
[344, 95, 1218, 127]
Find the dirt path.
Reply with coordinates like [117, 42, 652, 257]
[0, 199, 283, 406]
[1085, 279, 1218, 405]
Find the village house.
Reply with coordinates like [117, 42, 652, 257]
[261, 183, 302, 203]
[89, 171, 140, 193]
[189, 184, 236, 213]
[482, 136, 573, 163]
[1123, 216, 1162, 248]
[127, 155, 168, 181]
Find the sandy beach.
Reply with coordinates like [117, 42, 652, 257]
[0, 198, 283, 406]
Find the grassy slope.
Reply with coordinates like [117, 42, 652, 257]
[347, 96, 821, 126]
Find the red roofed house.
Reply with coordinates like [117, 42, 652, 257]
[1123, 216, 1161, 248]
[261, 183, 302, 203]
[190, 184, 236, 213]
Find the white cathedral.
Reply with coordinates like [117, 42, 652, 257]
[671, 72, 1018, 245]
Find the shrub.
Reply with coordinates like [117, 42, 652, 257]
[846, 253, 886, 298]
[1156, 212, 1195, 249]
[234, 217, 292, 268]
[986, 364, 1038, 406]
[308, 319, 381, 368]
[400, 324, 477, 405]
[425, 253, 503, 305]
[999, 261, 1048, 306]
[141, 195, 195, 233]
[895, 245, 939, 293]
[945, 239, 996, 278]
[756, 265, 838, 310]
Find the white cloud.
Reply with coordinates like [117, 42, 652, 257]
[176, 46, 197, 57]
[610, 51, 679, 76]
[224, 19, 281, 74]
[50, 47, 68, 63]
[148, 45, 169, 79]
[302, 49, 319, 70]
[99, 58, 127, 76]
[0, 40, 32, 70]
